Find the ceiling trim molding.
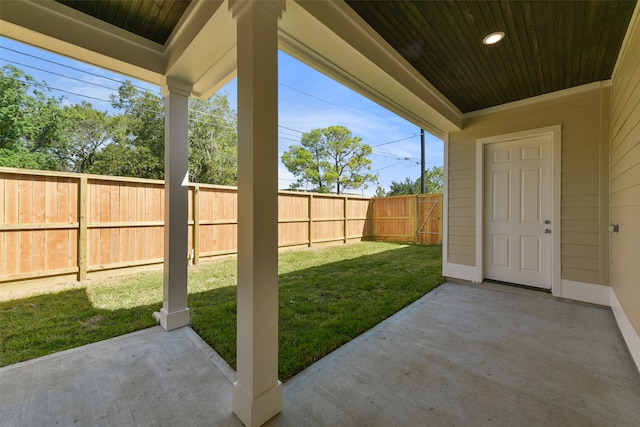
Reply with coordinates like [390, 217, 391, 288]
[188, 46, 237, 100]
[463, 80, 613, 120]
[165, 0, 224, 60]
[612, 0, 640, 81]
[163, 0, 205, 48]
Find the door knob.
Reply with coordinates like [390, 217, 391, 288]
[544, 220, 551, 224]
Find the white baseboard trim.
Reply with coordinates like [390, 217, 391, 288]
[560, 280, 611, 306]
[443, 262, 480, 283]
[610, 288, 640, 373]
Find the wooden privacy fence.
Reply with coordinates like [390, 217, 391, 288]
[0, 167, 442, 289]
[0, 168, 372, 288]
[371, 193, 443, 245]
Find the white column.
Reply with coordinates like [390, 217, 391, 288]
[159, 77, 192, 331]
[229, 1, 284, 426]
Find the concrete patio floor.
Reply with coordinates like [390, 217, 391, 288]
[2, 282, 639, 426]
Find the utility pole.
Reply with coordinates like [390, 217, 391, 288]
[420, 128, 426, 194]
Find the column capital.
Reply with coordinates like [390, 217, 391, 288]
[162, 76, 193, 98]
[229, 0, 285, 20]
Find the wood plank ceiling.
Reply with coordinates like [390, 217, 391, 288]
[346, 0, 637, 113]
[55, 0, 192, 45]
[53, 0, 636, 113]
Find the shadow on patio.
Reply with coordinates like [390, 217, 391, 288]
[1, 282, 639, 426]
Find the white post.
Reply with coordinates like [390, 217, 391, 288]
[229, 1, 284, 426]
[159, 77, 192, 331]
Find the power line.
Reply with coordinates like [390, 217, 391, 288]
[4, 76, 113, 104]
[279, 82, 362, 115]
[371, 161, 406, 173]
[188, 116, 237, 131]
[189, 107, 238, 126]
[2, 58, 122, 93]
[371, 134, 417, 147]
[372, 152, 413, 161]
[279, 132, 301, 140]
[3, 56, 425, 164]
[278, 125, 305, 134]
[3, 57, 418, 153]
[278, 177, 297, 182]
[2, 52, 357, 139]
[278, 136, 301, 143]
[278, 128, 301, 136]
[279, 119, 336, 125]
[0, 46, 156, 94]
[2, 45, 427, 152]
[4, 76, 240, 129]
[0, 60, 245, 125]
[275, 126, 418, 152]
[6, 78, 429, 166]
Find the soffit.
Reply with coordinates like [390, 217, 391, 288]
[54, 0, 192, 45]
[346, 0, 637, 113]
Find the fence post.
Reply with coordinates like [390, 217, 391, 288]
[369, 198, 376, 239]
[438, 193, 443, 244]
[344, 196, 348, 243]
[308, 193, 313, 247]
[193, 185, 200, 264]
[77, 176, 88, 281]
[413, 195, 419, 243]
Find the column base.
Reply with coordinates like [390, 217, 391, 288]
[159, 307, 190, 331]
[232, 380, 282, 427]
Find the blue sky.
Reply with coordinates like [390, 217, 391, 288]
[0, 36, 443, 196]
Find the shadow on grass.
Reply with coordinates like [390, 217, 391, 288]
[0, 287, 162, 366]
[2, 243, 443, 381]
[190, 243, 443, 381]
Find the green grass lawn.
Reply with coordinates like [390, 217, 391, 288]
[1, 242, 443, 380]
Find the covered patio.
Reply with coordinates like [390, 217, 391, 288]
[2, 1, 640, 425]
[2, 282, 639, 426]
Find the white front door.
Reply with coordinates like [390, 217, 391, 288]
[484, 135, 552, 289]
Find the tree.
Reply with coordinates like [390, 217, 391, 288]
[423, 166, 444, 193]
[60, 102, 118, 172]
[386, 166, 444, 196]
[188, 95, 238, 185]
[91, 81, 166, 179]
[0, 65, 68, 170]
[92, 83, 239, 184]
[0, 146, 61, 170]
[387, 177, 420, 196]
[374, 185, 387, 197]
[1, 68, 239, 182]
[281, 125, 377, 194]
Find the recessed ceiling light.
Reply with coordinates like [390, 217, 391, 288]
[483, 31, 505, 45]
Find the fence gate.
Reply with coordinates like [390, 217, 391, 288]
[416, 194, 442, 244]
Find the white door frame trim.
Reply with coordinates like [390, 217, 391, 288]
[475, 125, 562, 295]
